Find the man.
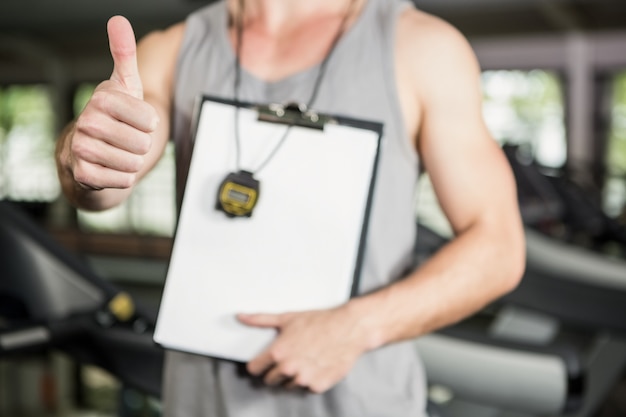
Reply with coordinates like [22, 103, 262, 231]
[56, 0, 526, 415]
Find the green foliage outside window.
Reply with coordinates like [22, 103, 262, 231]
[604, 72, 626, 218]
[74, 83, 98, 116]
[606, 72, 626, 176]
[482, 69, 566, 168]
[0, 85, 59, 202]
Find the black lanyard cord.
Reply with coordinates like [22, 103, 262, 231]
[231, 0, 357, 174]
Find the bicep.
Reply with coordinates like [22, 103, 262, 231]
[421, 123, 518, 236]
[416, 29, 518, 235]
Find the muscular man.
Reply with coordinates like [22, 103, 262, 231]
[56, 0, 526, 415]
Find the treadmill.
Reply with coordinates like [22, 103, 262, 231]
[1, 194, 624, 417]
[415, 222, 626, 417]
[414, 147, 626, 417]
[0, 200, 164, 401]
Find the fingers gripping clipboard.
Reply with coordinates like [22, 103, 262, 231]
[154, 96, 383, 362]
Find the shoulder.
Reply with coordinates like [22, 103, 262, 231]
[136, 22, 187, 103]
[397, 8, 476, 62]
[396, 7, 480, 105]
[138, 21, 187, 54]
[396, 8, 481, 96]
[137, 0, 222, 64]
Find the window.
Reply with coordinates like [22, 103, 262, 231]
[603, 70, 626, 219]
[0, 85, 60, 202]
[482, 69, 566, 168]
[416, 70, 567, 235]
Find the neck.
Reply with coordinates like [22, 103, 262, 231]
[228, 0, 361, 35]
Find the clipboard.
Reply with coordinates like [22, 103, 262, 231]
[154, 96, 383, 362]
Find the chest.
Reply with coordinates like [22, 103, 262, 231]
[224, 13, 421, 148]
[230, 17, 349, 82]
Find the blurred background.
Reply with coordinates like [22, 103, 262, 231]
[1, 0, 626, 416]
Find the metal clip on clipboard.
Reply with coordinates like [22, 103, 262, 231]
[256, 102, 337, 130]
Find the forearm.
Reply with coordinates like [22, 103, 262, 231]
[349, 219, 526, 351]
[55, 122, 134, 211]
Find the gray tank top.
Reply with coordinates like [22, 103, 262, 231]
[166, 0, 427, 415]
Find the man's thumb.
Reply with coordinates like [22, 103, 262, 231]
[107, 16, 143, 99]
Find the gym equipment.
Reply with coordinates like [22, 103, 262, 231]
[414, 224, 583, 416]
[0, 200, 164, 398]
[414, 218, 626, 416]
[2, 193, 625, 416]
[505, 144, 626, 255]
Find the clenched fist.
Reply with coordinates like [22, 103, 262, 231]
[60, 16, 159, 193]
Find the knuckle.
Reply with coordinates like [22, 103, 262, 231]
[75, 113, 103, 138]
[134, 133, 152, 155]
[88, 89, 110, 112]
[146, 106, 160, 132]
[127, 155, 144, 173]
[293, 374, 308, 387]
[309, 381, 328, 394]
[278, 362, 296, 377]
[70, 137, 91, 160]
[245, 362, 258, 376]
[263, 372, 278, 385]
[152, 111, 160, 130]
[72, 166, 94, 187]
[73, 115, 88, 133]
[119, 173, 137, 189]
[92, 89, 126, 119]
[268, 347, 285, 363]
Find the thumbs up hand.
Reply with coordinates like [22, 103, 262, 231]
[108, 15, 145, 100]
[64, 16, 159, 192]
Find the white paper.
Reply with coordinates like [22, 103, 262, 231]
[154, 100, 380, 361]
